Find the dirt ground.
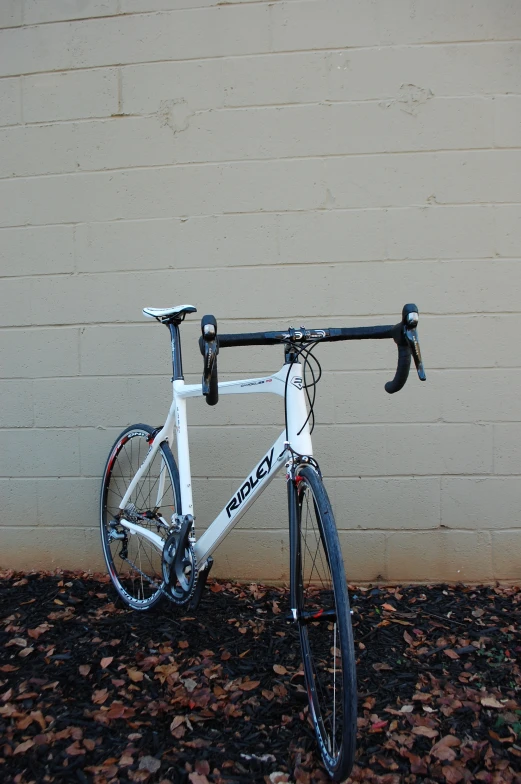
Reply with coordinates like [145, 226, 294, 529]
[1, 572, 520, 784]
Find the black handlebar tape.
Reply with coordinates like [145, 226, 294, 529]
[385, 343, 411, 394]
[325, 325, 397, 341]
[218, 324, 397, 348]
[219, 332, 283, 347]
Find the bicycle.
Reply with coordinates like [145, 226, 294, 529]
[100, 303, 426, 781]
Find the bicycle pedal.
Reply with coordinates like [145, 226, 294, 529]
[188, 556, 214, 610]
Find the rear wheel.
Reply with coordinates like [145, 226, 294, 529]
[100, 424, 180, 610]
[295, 465, 357, 781]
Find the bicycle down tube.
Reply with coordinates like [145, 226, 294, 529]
[117, 361, 313, 565]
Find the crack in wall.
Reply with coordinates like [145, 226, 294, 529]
[158, 99, 194, 136]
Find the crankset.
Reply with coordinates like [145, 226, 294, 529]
[161, 515, 198, 605]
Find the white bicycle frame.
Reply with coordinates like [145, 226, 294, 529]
[118, 362, 313, 566]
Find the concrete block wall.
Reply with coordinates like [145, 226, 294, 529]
[1, 0, 520, 583]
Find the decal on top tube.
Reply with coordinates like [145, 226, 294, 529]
[226, 447, 275, 517]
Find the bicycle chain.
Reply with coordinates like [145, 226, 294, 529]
[118, 554, 162, 591]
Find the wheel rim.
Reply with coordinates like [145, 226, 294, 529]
[297, 478, 346, 770]
[101, 429, 177, 607]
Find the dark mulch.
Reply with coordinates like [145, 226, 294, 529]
[1, 572, 520, 784]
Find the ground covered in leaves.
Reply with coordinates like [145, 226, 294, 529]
[1, 573, 520, 784]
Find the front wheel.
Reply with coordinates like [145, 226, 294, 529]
[294, 465, 357, 781]
[100, 424, 180, 611]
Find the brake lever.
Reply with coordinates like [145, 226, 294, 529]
[403, 308, 426, 381]
[200, 315, 219, 405]
[201, 342, 217, 395]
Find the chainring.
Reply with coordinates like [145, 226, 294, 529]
[162, 529, 198, 605]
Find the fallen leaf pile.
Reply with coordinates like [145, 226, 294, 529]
[0, 572, 520, 783]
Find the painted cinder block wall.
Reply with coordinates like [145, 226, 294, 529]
[1, 0, 521, 582]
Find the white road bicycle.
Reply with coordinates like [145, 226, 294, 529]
[100, 303, 426, 781]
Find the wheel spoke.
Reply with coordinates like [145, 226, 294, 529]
[296, 468, 356, 781]
[101, 428, 179, 611]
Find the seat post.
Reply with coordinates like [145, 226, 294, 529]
[167, 322, 184, 380]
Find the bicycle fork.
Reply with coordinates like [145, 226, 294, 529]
[287, 458, 338, 626]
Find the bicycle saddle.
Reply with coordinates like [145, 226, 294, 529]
[143, 304, 197, 323]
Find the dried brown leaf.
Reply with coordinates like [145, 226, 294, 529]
[66, 740, 86, 756]
[432, 744, 458, 762]
[139, 755, 161, 773]
[16, 714, 33, 730]
[188, 774, 210, 784]
[14, 739, 34, 754]
[481, 696, 503, 709]
[119, 751, 135, 767]
[30, 710, 46, 730]
[209, 583, 224, 593]
[195, 760, 210, 776]
[28, 623, 52, 639]
[444, 649, 460, 660]
[442, 766, 465, 784]
[412, 725, 439, 738]
[171, 724, 185, 739]
[92, 688, 109, 705]
[240, 680, 260, 691]
[435, 735, 461, 748]
[412, 692, 431, 703]
[106, 701, 132, 719]
[402, 751, 428, 775]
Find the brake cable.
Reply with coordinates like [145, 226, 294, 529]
[282, 339, 323, 442]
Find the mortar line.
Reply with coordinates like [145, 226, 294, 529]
[2, 147, 521, 182]
[2, 310, 521, 330]
[0, 35, 520, 64]
[1, 93, 512, 130]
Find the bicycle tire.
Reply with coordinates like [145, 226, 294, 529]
[294, 464, 357, 780]
[100, 424, 180, 611]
